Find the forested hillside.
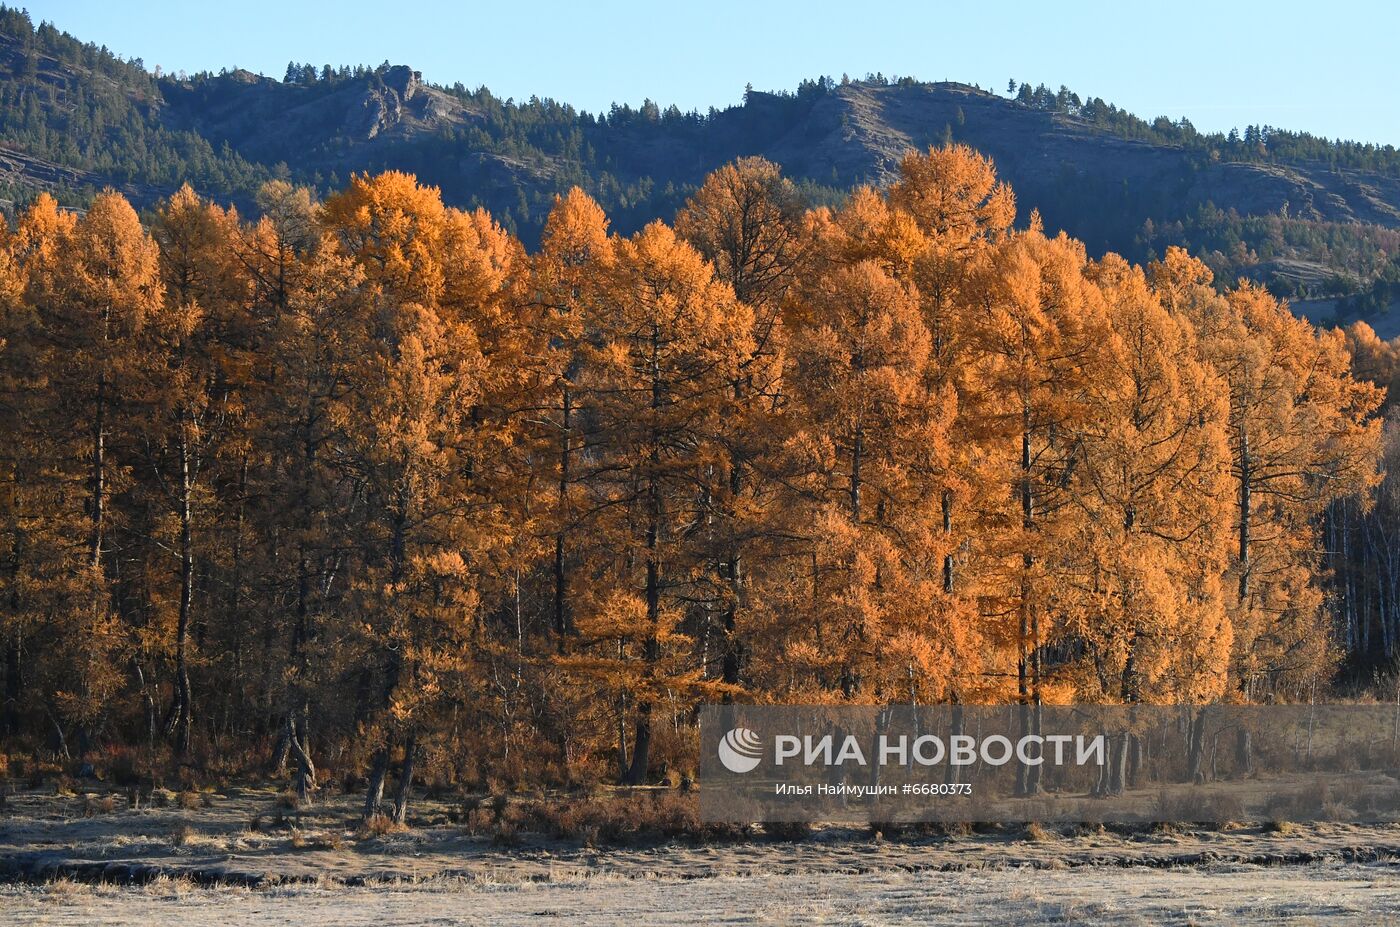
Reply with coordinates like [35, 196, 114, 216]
[3, 143, 1398, 807]
[0, 6, 1397, 315]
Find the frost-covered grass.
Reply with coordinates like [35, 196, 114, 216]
[5, 862, 1400, 925]
[7, 787, 1400, 923]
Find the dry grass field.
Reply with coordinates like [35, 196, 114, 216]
[4, 785, 1400, 924]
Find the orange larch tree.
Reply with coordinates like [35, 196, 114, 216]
[1152, 248, 1383, 698]
[779, 245, 964, 703]
[675, 158, 801, 694]
[964, 223, 1114, 792]
[1069, 254, 1234, 704]
[572, 221, 753, 783]
[27, 193, 162, 752]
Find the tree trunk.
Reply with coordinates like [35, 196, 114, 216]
[616, 692, 629, 781]
[721, 452, 744, 690]
[1234, 727, 1253, 778]
[1238, 431, 1251, 604]
[850, 426, 862, 520]
[1187, 707, 1208, 783]
[1107, 732, 1129, 796]
[89, 372, 105, 570]
[839, 414, 864, 698]
[868, 707, 889, 792]
[941, 489, 954, 594]
[3, 485, 22, 738]
[720, 552, 742, 689]
[392, 731, 417, 824]
[625, 703, 653, 785]
[625, 326, 664, 786]
[287, 715, 317, 805]
[719, 369, 748, 690]
[3, 630, 21, 738]
[553, 387, 571, 653]
[1027, 614, 1043, 795]
[363, 745, 389, 821]
[364, 509, 406, 809]
[270, 724, 291, 776]
[1093, 733, 1110, 797]
[624, 539, 659, 786]
[1016, 413, 1040, 796]
[168, 426, 194, 755]
[946, 701, 964, 786]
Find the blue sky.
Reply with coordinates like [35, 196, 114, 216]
[22, 0, 1400, 144]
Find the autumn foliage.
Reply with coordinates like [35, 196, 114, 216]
[0, 147, 1385, 807]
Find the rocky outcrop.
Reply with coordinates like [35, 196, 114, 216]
[353, 65, 425, 139]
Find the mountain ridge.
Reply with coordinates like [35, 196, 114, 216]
[1, 5, 1398, 314]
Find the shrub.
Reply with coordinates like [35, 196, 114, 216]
[44, 877, 90, 899]
[766, 820, 814, 841]
[84, 795, 116, 817]
[693, 819, 752, 842]
[492, 821, 522, 847]
[314, 831, 346, 851]
[1320, 800, 1352, 821]
[1024, 821, 1051, 842]
[169, 822, 195, 847]
[356, 813, 406, 839]
[488, 793, 509, 817]
[653, 791, 699, 837]
[455, 790, 743, 845]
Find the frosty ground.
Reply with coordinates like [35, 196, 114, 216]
[4, 787, 1400, 924]
[6, 861, 1400, 925]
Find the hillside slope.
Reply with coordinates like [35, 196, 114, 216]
[0, 6, 1397, 312]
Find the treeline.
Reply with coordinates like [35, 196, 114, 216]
[1139, 205, 1400, 300]
[0, 145, 1388, 815]
[1337, 254, 1400, 317]
[1008, 79, 1400, 177]
[0, 7, 270, 202]
[1329, 322, 1400, 669]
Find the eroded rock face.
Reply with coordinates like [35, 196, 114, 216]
[384, 65, 421, 100]
[353, 66, 427, 140]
